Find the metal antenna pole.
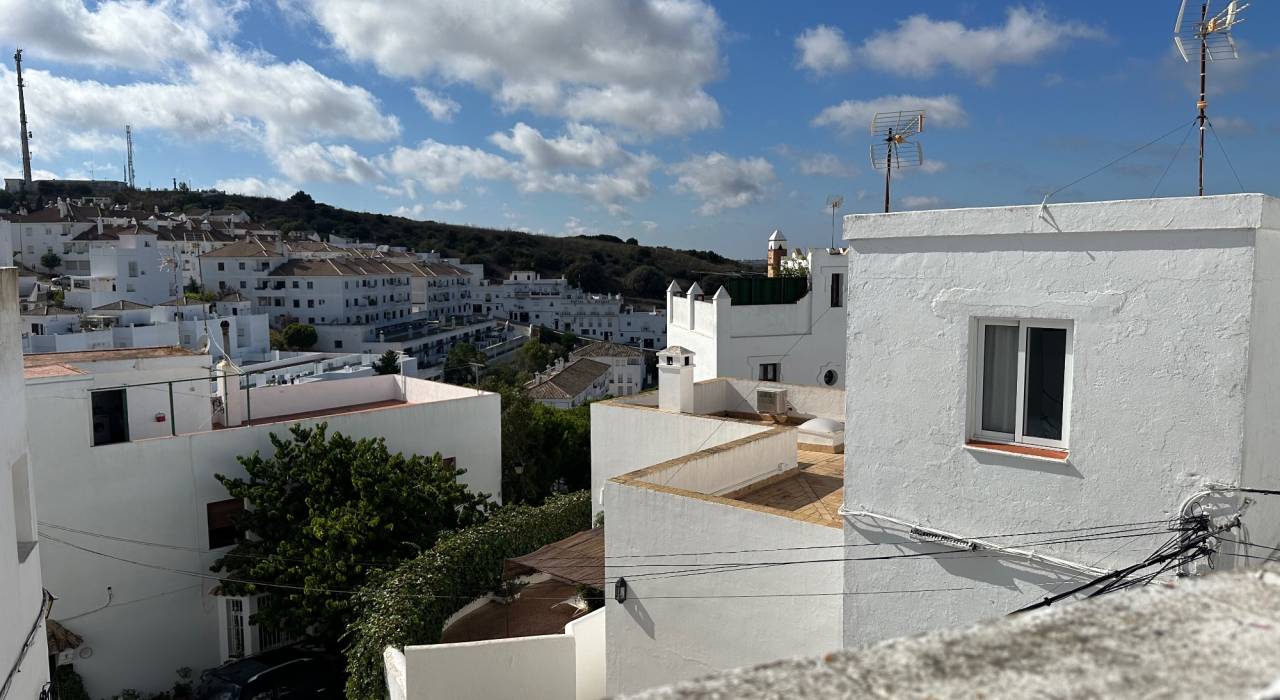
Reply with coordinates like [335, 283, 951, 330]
[14, 49, 32, 187]
[1196, 2, 1208, 196]
[883, 129, 893, 213]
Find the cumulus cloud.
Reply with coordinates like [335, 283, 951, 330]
[861, 7, 1102, 83]
[412, 87, 460, 122]
[795, 25, 853, 75]
[433, 199, 466, 211]
[304, 0, 725, 135]
[381, 140, 515, 193]
[670, 153, 776, 216]
[490, 123, 624, 170]
[798, 153, 858, 178]
[813, 95, 967, 136]
[392, 204, 428, 219]
[272, 142, 382, 184]
[215, 177, 298, 200]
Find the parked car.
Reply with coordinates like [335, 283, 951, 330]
[194, 646, 345, 700]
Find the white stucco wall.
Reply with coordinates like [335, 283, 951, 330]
[839, 195, 1278, 649]
[603, 482, 843, 696]
[0, 267, 51, 700]
[27, 374, 501, 697]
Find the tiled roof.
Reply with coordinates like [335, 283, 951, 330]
[199, 239, 279, 257]
[154, 229, 236, 243]
[157, 297, 206, 306]
[503, 527, 604, 589]
[91, 299, 152, 311]
[71, 224, 141, 241]
[267, 258, 413, 277]
[526, 358, 610, 400]
[400, 260, 470, 277]
[571, 340, 644, 359]
[5, 208, 72, 223]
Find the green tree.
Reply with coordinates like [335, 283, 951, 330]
[442, 342, 487, 384]
[623, 264, 665, 298]
[498, 389, 592, 503]
[212, 423, 492, 641]
[516, 338, 553, 375]
[564, 260, 605, 292]
[40, 251, 62, 271]
[280, 323, 317, 350]
[372, 350, 402, 375]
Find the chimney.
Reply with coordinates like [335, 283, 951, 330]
[220, 319, 232, 361]
[766, 229, 787, 278]
[656, 346, 696, 414]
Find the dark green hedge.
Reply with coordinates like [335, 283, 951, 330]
[344, 490, 591, 699]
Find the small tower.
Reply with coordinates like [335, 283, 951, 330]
[657, 346, 696, 414]
[766, 230, 787, 278]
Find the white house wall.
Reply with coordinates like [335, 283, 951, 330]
[27, 377, 501, 697]
[840, 196, 1272, 650]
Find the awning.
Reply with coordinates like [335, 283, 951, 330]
[503, 528, 604, 589]
[47, 619, 83, 652]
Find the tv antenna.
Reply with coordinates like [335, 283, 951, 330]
[125, 124, 136, 189]
[869, 110, 924, 213]
[825, 195, 843, 249]
[1174, 0, 1248, 196]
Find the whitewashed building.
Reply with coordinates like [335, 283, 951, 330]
[0, 263, 52, 700]
[24, 347, 502, 697]
[839, 194, 1280, 648]
[667, 231, 847, 388]
[569, 341, 646, 396]
[482, 271, 665, 348]
[60, 224, 171, 309]
[527, 358, 612, 409]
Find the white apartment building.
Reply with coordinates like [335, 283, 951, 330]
[2, 200, 97, 272]
[24, 347, 502, 697]
[154, 228, 236, 289]
[569, 341, 646, 396]
[838, 193, 1280, 648]
[62, 225, 171, 309]
[482, 271, 666, 348]
[0, 264, 52, 700]
[596, 347, 846, 695]
[667, 231, 847, 388]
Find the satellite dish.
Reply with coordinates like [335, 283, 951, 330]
[869, 110, 926, 213]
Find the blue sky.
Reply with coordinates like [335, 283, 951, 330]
[1, 1, 1276, 257]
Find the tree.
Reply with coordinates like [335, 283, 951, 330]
[372, 350, 402, 375]
[212, 423, 492, 641]
[40, 251, 62, 271]
[287, 190, 315, 207]
[495, 387, 591, 504]
[442, 342, 487, 385]
[516, 339, 553, 375]
[564, 260, 605, 292]
[623, 264, 665, 299]
[281, 323, 317, 350]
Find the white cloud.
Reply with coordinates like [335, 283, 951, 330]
[381, 140, 515, 193]
[272, 142, 381, 183]
[1212, 117, 1255, 136]
[215, 177, 298, 200]
[305, 0, 725, 135]
[670, 153, 776, 216]
[919, 160, 947, 174]
[861, 7, 1102, 83]
[798, 153, 858, 178]
[795, 25, 853, 75]
[813, 95, 967, 136]
[392, 204, 428, 219]
[433, 199, 466, 211]
[642, 221, 658, 231]
[900, 195, 944, 210]
[490, 123, 624, 170]
[412, 87, 460, 122]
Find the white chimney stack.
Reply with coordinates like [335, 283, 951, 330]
[656, 346, 696, 414]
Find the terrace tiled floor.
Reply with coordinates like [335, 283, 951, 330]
[730, 450, 844, 528]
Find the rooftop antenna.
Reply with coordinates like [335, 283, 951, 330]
[825, 194, 843, 249]
[869, 110, 925, 213]
[14, 48, 32, 187]
[125, 125, 135, 189]
[1174, 0, 1248, 196]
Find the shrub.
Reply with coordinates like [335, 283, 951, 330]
[344, 491, 591, 699]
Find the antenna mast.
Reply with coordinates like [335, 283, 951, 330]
[825, 195, 844, 249]
[869, 110, 925, 213]
[1174, 0, 1248, 196]
[14, 48, 32, 187]
[125, 124, 135, 188]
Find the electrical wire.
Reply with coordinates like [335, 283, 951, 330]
[1150, 120, 1199, 197]
[1044, 118, 1198, 201]
[1205, 119, 1246, 193]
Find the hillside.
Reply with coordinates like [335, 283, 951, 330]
[112, 188, 756, 303]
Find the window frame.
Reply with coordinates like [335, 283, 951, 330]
[972, 318, 1073, 450]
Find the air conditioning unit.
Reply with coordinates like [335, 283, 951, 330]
[756, 388, 787, 415]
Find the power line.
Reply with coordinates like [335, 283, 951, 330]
[1150, 120, 1198, 197]
[1044, 118, 1197, 201]
[1205, 119, 1246, 193]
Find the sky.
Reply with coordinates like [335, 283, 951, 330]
[0, 1, 1277, 258]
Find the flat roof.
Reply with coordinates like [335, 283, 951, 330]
[24, 346, 200, 368]
[727, 450, 843, 528]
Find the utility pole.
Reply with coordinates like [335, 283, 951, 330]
[14, 49, 32, 187]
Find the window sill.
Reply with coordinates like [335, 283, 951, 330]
[965, 439, 1068, 463]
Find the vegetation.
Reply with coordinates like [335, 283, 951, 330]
[211, 423, 493, 641]
[39, 251, 62, 271]
[51, 665, 90, 700]
[102, 189, 753, 300]
[279, 322, 318, 351]
[49, 288, 65, 307]
[493, 387, 592, 503]
[442, 342, 487, 384]
[344, 491, 591, 700]
[372, 349, 402, 375]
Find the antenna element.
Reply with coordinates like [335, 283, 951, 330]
[125, 125, 136, 189]
[869, 110, 925, 213]
[825, 194, 844, 249]
[1174, 0, 1248, 196]
[14, 49, 32, 187]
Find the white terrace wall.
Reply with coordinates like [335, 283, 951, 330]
[718, 378, 845, 420]
[603, 481, 842, 696]
[633, 429, 797, 497]
[589, 400, 772, 518]
[839, 195, 1279, 651]
[27, 376, 501, 697]
[391, 607, 604, 700]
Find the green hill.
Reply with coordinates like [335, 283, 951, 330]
[118, 188, 756, 303]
